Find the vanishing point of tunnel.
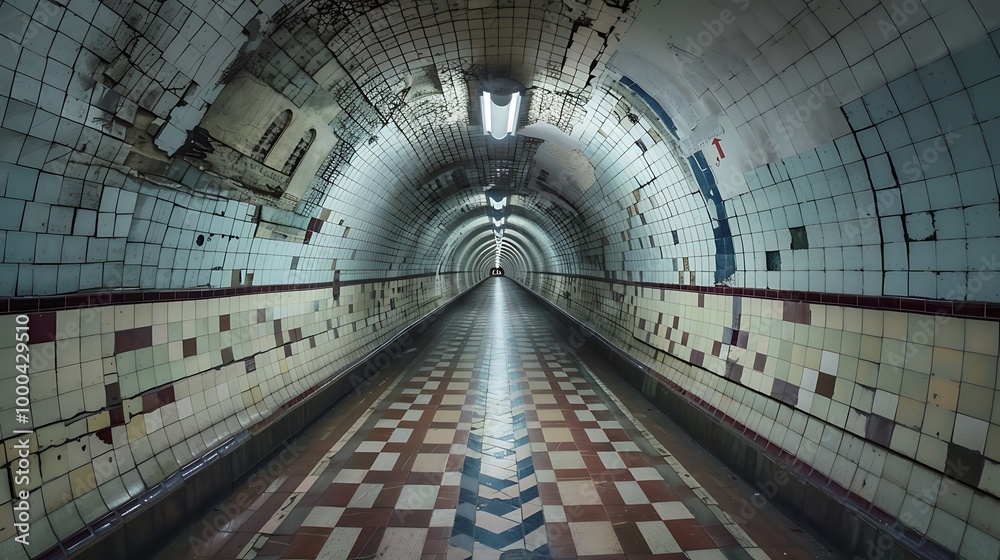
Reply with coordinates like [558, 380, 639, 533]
[0, 0, 999, 559]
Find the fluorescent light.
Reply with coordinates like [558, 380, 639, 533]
[484, 92, 510, 140]
[506, 93, 520, 135]
[489, 196, 507, 209]
[492, 217, 505, 227]
[480, 79, 524, 140]
[482, 91, 493, 137]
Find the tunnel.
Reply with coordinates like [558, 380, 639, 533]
[1, 0, 999, 558]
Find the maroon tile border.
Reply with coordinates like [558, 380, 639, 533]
[0, 272, 460, 314]
[535, 273, 1000, 321]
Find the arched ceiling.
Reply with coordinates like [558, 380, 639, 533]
[2, 0, 995, 299]
[227, 0, 996, 293]
[232, 0, 637, 278]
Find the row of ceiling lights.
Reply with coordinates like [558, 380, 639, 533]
[486, 193, 508, 269]
[479, 76, 523, 269]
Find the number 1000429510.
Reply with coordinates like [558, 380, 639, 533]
[13, 315, 30, 421]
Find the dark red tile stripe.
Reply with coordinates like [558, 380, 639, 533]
[534, 272, 1000, 321]
[0, 272, 460, 314]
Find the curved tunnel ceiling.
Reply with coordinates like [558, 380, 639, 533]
[1, 0, 998, 289]
[180, 0, 998, 300]
[3, 0, 994, 300]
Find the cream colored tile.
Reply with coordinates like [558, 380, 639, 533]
[303, 506, 345, 528]
[536, 409, 563, 421]
[914, 433, 948, 470]
[69, 464, 97, 496]
[411, 453, 448, 472]
[860, 335, 882, 362]
[42, 475, 72, 511]
[333, 469, 368, 483]
[900, 371, 930, 401]
[883, 454, 913, 488]
[557, 480, 600, 505]
[395, 485, 438, 510]
[884, 312, 908, 340]
[934, 318, 965, 350]
[549, 451, 585, 469]
[966, 320, 999, 356]
[873, 390, 899, 418]
[813, 396, 833, 420]
[862, 309, 884, 337]
[953, 413, 989, 453]
[851, 386, 875, 412]
[893, 397, 925, 430]
[825, 306, 843, 330]
[931, 347, 964, 381]
[424, 429, 456, 444]
[903, 343, 933, 374]
[541, 427, 573, 442]
[853, 359, 876, 386]
[823, 329, 845, 353]
[376, 528, 428, 557]
[434, 410, 461, 422]
[958, 383, 994, 421]
[843, 307, 863, 333]
[928, 376, 960, 411]
[926, 508, 964, 552]
[875, 363, 901, 393]
[959, 525, 1000, 560]
[872, 480, 905, 517]
[805, 345, 822, 370]
[922, 406, 956, 443]
[985, 424, 1000, 463]
[791, 343, 806, 366]
[126, 415, 147, 442]
[963, 353, 998, 388]
[808, 328, 825, 351]
[570, 521, 623, 555]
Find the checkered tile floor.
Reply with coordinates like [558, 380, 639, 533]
[163, 280, 772, 559]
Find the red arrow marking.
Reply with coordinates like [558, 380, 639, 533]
[711, 137, 725, 159]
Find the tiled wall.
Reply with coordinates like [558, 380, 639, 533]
[523, 273, 1000, 557]
[0, 0, 306, 297]
[562, 30, 1000, 301]
[728, 41, 1000, 300]
[0, 0, 514, 299]
[0, 273, 475, 558]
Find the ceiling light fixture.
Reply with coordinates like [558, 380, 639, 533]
[480, 77, 526, 140]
